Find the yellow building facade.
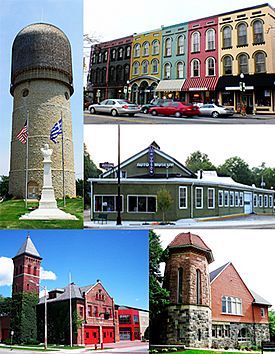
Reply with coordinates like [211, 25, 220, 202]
[217, 4, 275, 114]
[129, 29, 162, 104]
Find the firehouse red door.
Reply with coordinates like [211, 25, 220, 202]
[102, 327, 115, 343]
[84, 327, 99, 344]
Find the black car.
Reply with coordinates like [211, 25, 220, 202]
[141, 98, 174, 114]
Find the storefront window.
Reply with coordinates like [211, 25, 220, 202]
[94, 195, 122, 212]
[255, 89, 271, 107]
[221, 91, 234, 106]
[128, 196, 156, 212]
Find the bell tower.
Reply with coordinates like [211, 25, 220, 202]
[163, 232, 214, 348]
[12, 234, 42, 295]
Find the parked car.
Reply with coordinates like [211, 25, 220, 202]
[141, 98, 174, 114]
[149, 102, 199, 118]
[89, 99, 140, 117]
[198, 104, 234, 118]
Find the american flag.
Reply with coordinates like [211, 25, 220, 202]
[16, 120, 28, 144]
[50, 118, 62, 143]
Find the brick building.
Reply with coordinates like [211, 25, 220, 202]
[159, 232, 271, 349]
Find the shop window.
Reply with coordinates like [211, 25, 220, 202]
[222, 26, 232, 48]
[206, 29, 215, 50]
[176, 61, 184, 79]
[192, 31, 200, 52]
[254, 51, 266, 73]
[237, 23, 247, 46]
[152, 40, 160, 55]
[240, 192, 244, 207]
[222, 296, 242, 315]
[164, 37, 172, 56]
[134, 43, 141, 57]
[94, 195, 123, 212]
[128, 195, 156, 213]
[223, 55, 233, 75]
[218, 190, 223, 207]
[235, 192, 239, 207]
[208, 188, 215, 208]
[177, 35, 184, 54]
[224, 191, 229, 207]
[253, 20, 264, 44]
[221, 91, 234, 106]
[255, 89, 271, 107]
[142, 60, 149, 74]
[164, 62, 171, 79]
[151, 59, 159, 74]
[142, 42, 150, 56]
[206, 57, 215, 76]
[191, 59, 200, 77]
[238, 54, 249, 74]
[178, 267, 183, 303]
[179, 186, 187, 209]
[195, 187, 203, 208]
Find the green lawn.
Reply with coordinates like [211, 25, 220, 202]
[0, 198, 83, 229]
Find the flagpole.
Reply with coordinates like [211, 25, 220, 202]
[25, 110, 29, 209]
[61, 112, 66, 207]
[69, 272, 73, 347]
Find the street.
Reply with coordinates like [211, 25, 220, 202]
[84, 111, 275, 124]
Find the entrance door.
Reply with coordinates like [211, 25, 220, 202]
[241, 94, 253, 114]
[102, 327, 115, 343]
[84, 327, 99, 345]
[244, 192, 252, 214]
[119, 329, 131, 340]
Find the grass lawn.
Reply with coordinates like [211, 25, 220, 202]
[0, 198, 83, 229]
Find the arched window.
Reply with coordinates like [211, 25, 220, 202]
[254, 51, 266, 73]
[151, 59, 159, 74]
[196, 269, 201, 305]
[104, 51, 108, 62]
[164, 63, 171, 79]
[177, 35, 184, 55]
[176, 61, 184, 78]
[118, 48, 123, 59]
[33, 266, 37, 276]
[102, 68, 106, 83]
[92, 54, 96, 64]
[206, 29, 215, 50]
[206, 57, 215, 76]
[237, 23, 247, 46]
[223, 26, 232, 48]
[223, 55, 233, 75]
[239, 54, 249, 74]
[126, 46, 131, 57]
[111, 49, 116, 60]
[116, 65, 123, 81]
[191, 59, 200, 77]
[134, 44, 140, 57]
[152, 40, 160, 55]
[177, 267, 183, 303]
[28, 264, 31, 274]
[253, 20, 264, 44]
[164, 38, 172, 56]
[98, 53, 102, 63]
[124, 64, 130, 80]
[142, 42, 150, 56]
[142, 60, 149, 74]
[133, 61, 140, 75]
[192, 32, 200, 52]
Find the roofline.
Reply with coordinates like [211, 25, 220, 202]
[12, 253, 42, 261]
[210, 262, 231, 284]
[116, 304, 149, 312]
[168, 243, 214, 263]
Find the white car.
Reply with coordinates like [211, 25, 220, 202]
[199, 104, 234, 118]
[89, 99, 140, 117]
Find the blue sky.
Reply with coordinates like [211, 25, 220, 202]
[0, 230, 149, 310]
[0, 0, 83, 179]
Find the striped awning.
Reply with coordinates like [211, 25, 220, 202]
[156, 79, 186, 92]
[182, 77, 219, 91]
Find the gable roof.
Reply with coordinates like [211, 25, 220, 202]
[100, 142, 196, 178]
[250, 290, 272, 306]
[14, 234, 41, 259]
[210, 262, 231, 283]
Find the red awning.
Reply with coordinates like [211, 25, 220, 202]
[182, 77, 219, 91]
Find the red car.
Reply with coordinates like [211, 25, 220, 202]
[149, 102, 199, 117]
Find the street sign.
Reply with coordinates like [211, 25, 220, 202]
[99, 162, 114, 170]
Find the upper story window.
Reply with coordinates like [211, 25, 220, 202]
[118, 48, 123, 59]
[222, 296, 242, 315]
[164, 62, 171, 79]
[119, 314, 131, 324]
[151, 59, 159, 74]
[196, 269, 202, 305]
[126, 46, 131, 57]
[142, 42, 150, 56]
[222, 26, 232, 48]
[98, 53, 102, 63]
[178, 267, 183, 303]
[254, 51, 266, 73]
[191, 59, 200, 77]
[206, 29, 215, 50]
[92, 54, 96, 64]
[176, 61, 184, 79]
[142, 60, 149, 74]
[192, 31, 200, 52]
[237, 23, 247, 46]
[253, 20, 264, 44]
[134, 43, 141, 57]
[152, 40, 160, 55]
[177, 35, 184, 55]
[111, 49, 116, 60]
[133, 61, 140, 75]
[223, 55, 233, 75]
[133, 315, 139, 324]
[239, 53, 249, 74]
[164, 37, 172, 56]
[206, 57, 215, 76]
[104, 51, 108, 62]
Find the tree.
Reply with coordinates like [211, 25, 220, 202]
[185, 151, 216, 173]
[157, 189, 173, 223]
[269, 310, 275, 341]
[84, 144, 102, 208]
[251, 163, 275, 190]
[217, 156, 254, 185]
[0, 176, 10, 199]
[75, 179, 83, 197]
[0, 295, 12, 316]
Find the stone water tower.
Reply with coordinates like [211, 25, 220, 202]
[163, 232, 214, 348]
[9, 23, 76, 199]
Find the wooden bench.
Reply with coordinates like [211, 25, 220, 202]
[94, 213, 108, 224]
[262, 341, 275, 353]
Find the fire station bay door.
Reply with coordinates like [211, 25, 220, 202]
[244, 192, 253, 214]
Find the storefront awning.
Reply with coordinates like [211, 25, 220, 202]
[182, 77, 219, 91]
[155, 79, 186, 92]
[216, 73, 275, 90]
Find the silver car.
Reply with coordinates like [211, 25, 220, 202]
[89, 99, 140, 117]
[199, 104, 234, 118]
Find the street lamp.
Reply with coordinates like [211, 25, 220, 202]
[116, 123, 122, 225]
[239, 72, 246, 116]
[10, 330, 14, 350]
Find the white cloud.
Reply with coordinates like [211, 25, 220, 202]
[0, 257, 13, 286]
[40, 267, 57, 281]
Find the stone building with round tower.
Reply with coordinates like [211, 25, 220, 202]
[162, 232, 214, 348]
[9, 23, 76, 199]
